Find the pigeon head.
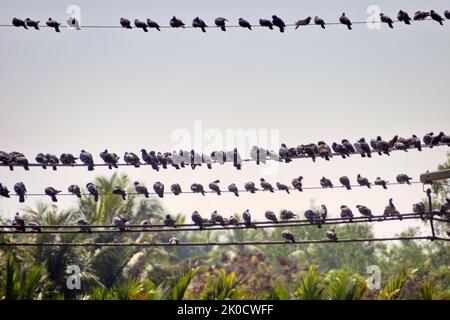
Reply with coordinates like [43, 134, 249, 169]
[357, 174, 361, 178]
[356, 205, 361, 208]
[340, 205, 346, 209]
[299, 176, 303, 180]
[342, 13, 346, 16]
[260, 178, 265, 182]
[133, 181, 139, 186]
[166, 214, 171, 219]
[272, 15, 277, 19]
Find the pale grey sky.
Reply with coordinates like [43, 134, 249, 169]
[1, 0, 449, 238]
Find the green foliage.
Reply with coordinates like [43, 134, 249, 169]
[202, 270, 241, 300]
[295, 265, 327, 300]
[378, 270, 409, 300]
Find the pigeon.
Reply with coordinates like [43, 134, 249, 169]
[86, 183, 99, 202]
[211, 211, 226, 226]
[0, 151, 13, 169]
[209, 180, 221, 195]
[407, 135, 422, 151]
[113, 186, 127, 200]
[200, 154, 212, 170]
[279, 144, 292, 163]
[413, 202, 426, 220]
[10, 152, 29, 171]
[140, 149, 159, 171]
[35, 153, 48, 169]
[318, 141, 332, 161]
[152, 181, 164, 198]
[259, 18, 273, 29]
[46, 18, 61, 32]
[77, 219, 91, 233]
[169, 237, 179, 245]
[397, 10, 412, 25]
[430, 132, 445, 148]
[299, 144, 316, 162]
[380, 13, 394, 28]
[140, 219, 151, 229]
[384, 198, 402, 220]
[192, 211, 203, 229]
[13, 213, 26, 232]
[67, 17, 81, 30]
[340, 205, 353, 222]
[227, 215, 239, 226]
[341, 139, 355, 153]
[233, 148, 242, 170]
[320, 177, 333, 188]
[423, 132, 433, 146]
[374, 177, 388, 189]
[120, 18, 132, 29]
[170, 16, 185, 28]
[260, 178, 275, 192]
[44, 154, 59, 171]
[375, 136, 390, 156]
[439, 198, 450, 217]
[295, 17, 311, 29]
[356, 205, 373, 221]
[265, 211, 278, 223]
[280, 209, 297, 220]
[272, 15, 286, 32]
[68, 184, 81, 198]
[60, 153, 78, 166]
[314, 16, 325, 29]
[414, 11, 430, 21]
[12, 18, 28, 29]
[242, 209, 255, 228]
[292, 176, 303, 192]
[276, 182, 290, 194]
[332, 142, 350, 159]
[28, 221, 42, 233]
[157, 152, 167, 169]
[281, 230, 295, 243]
[394, 141, 408, 152]
[326, 229, 338, 242]
[441, 133, 450, 146]
[396, 174, 412, 185]
[45, 187, 61, 202]
[339, 176, 351, 190]
[215, 17, 228, 31]
[14, 182, 27, 203]
[134, 182, 149, 198]
[244, 181, 258, 193]
[304, 210, 317, 226]
[239, 18, 252, 30]
[340, 13, 352, 30]
[100, 150, 119, 169]
[191, 183, 206, 196]
[171, 183, 182, 196]
[25, 18, 40, 30]
[354, 138, 372, 158]
[192, 17, 207, 32]
[113, 216, 128, 232]
[0, 183, 11, 198]
[147, 18, 160, 31]
[430, 10, 444, 25]
[357, 174, 371, 188]
[124, 152, 141, 167]
[388, 135, 399, 149]
[319, 205, 328, 222]
[134, 19, 148, 31]
[190, 149, 202, 170]
[80, 150, 94, 171]
[228, 183, 239, 197]
[164, 214, 176, 227]
[446, 10, 450, 20]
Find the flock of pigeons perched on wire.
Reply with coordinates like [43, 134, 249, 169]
[6, 198, 450, 243]
[0, 132, 448, 172]
[8, 9, 450, 32]
[0, 173, 416, 203]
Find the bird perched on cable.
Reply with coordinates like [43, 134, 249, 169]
[192, 211, 204, 229]
[134, 181, 149, 198]
[396, 174, 412, 185]
[67, 17, 81, 30]
[211, 211, 227, 226]
[25, 18, 40, 30]
[397, 10, 412, 25]
[431, 132, 444, 148]
[413, 202, 426, 220]
[242, 209, 255, 228]
[153, 182, 164, 198]
[304, 210, 320, 228]
[319, 205, 328, 222]
[113, 186, 127, 200]
[340, 13, 352, 30]
[259, 18, 273, 29]
[13, 18, 28, 29]
[10, 152, 29, 171]
[320, 177, 333, 188]
[339, 176, 351, 190]
[406, 135, 422, 151]
[86, 183, 99, 202]
[227, 215, 239, 226]
[272, 15, 286, 32]
[45, 187, 61, 202]
[0, 151, 13, 170]
[228, 183, 239, 197]
[46, 18, 61, 32]
[332, 142, 350, 159]
[157, 152, 167, 168]
[208, 180, 221, 195]
[423, 132, 433, 146]
[279, 143, 292, 163]
[134, 19, 148, 31]
[276, 182, 290, 194]
[260, 178, 275, 192]
[380, 13, 394, 28]
[314, 16, 325, 29]
[291, 176, 303, 192]
[414, 11, 430, 21]
[295, 16, 311, 29]
[140, 149, 159, 171]
[164, 214, 176, 227]
[77, 218, 91, 233]
[354, 138, 372, 158]
[44, 154, 59, 170]
[28, 221, 42, 232]
[113, 216, 128, 232]
[0, 183, 11, 198]
[326, 229, 338, 242]
[200, 153, 212, 169]
[282, 230, 295, 243]
[68, 184, 81, 198]
[13, 213, 26, 232]
[375, 136, 390, 156]
[441, 133, 450, 146]
[80, 150, 94, 171]
[232, 148, 242, 170]
[430, 10, 444, 25]
[357, 174, 371, 188]
[35, 153, 48, 169]
[374, 177, 388, 189]
[60, 153, 78, 166]
[244, 181, 258, 194]
[384, 198, 402, 220]
[439, 198, 450, 217]
[318, 141, 332, 161]
[170, 183, 182, 196]
[280, 209, 297, 220]
[169, 237, 179, 245]
[394, 141, 408, 152]
[147, 18, 160, 31]
[14, 182, 27, 203]
[340, 205, 353, 222]
[191, 183, 206, 196]
[170, 16, 185, 28]
[388, 135, 399, 149]
[356, 205, 373, 221]
[120, 18, 132, 29]
[265, 211, 278, 223]
[445, 10, 450, 19]
[124, 152, 141, 167]
[298, 144, 316, 162]
[239, 18, 252, 30]
[341, 139, 355, 154]
[192, 17, 207, 32]
[215, 17, 228, 31]
[100, 150, 119, 169]
[191, 149, 202, 170]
